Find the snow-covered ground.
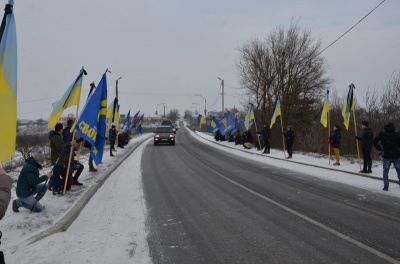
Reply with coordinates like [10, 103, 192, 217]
[2, 127, 400, 264]
[2, 134, 152, 264]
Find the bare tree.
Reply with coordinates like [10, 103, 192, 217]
[16, 133, 40, 160]
[167, 109, 180, 123]
[237, 22, 331, 133]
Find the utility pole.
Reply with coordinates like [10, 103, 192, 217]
[114, 77, 122, 156]
[163, 104, 165, 118]
[218, 77, 224, 114]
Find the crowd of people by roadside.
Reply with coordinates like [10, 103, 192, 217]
[211, 119, 400, 191]
[9, 119, 132, 214]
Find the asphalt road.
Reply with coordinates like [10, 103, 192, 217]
[141, 126, 400, 264]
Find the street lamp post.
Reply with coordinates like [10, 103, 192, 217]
[192, 103, 200, 114]
[218, 77, 224, 114]
[195, 94, 207, 116]
[156, 103, 165, 116]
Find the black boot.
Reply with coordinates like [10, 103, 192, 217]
[73, 177, 83, 185]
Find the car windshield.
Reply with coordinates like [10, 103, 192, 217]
[156, 127, 173, 133]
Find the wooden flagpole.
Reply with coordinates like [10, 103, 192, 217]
[63, 68, 86, 195]
[353, 100, 361, 171]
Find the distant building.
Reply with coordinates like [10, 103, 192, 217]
[144, 115, 162, 122]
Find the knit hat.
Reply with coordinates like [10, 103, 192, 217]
[32, 152, 45, 162]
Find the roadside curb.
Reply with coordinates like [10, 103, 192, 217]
[20, 135, 152, 247]
[192, 130, 397, 184]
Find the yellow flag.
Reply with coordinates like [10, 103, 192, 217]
[342, 84, 355, 130]
[320, 90, 329, 128]
[270, 99, 281, 128]
[0, 2, 17, 163]
[48, 69, 85, 129]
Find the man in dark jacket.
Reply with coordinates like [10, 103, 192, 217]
[50, 123, 75, 195]
[283, 126, 295, 158]
[355, 121, 374, 173]
[373, 122, 400, 191]
[109, 125, 117, 156]
[13, 153, 52, 213]
[329, 125, 341, 166]
[257, 123, 271, 154]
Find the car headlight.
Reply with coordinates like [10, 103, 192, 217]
[155, 135, 160, 138]
[169, 135, 174, 138]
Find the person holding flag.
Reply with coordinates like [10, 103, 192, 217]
[355, 121, 374, 173]
[13, 153, 52, 212]
[257, 123, 271, 154]
[329, 125, 342, 166]
[49, 123, 76, 195]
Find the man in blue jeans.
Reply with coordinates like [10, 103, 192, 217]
[373, 122, 400, 191]
[13, 153, 53, 213]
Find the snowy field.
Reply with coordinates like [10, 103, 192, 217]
[1, 127, 400, 264]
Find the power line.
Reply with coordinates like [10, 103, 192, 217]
[318, 0, 386, 56]
[224, 84, 243, 90]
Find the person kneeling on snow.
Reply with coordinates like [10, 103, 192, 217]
[13, 153, 53, 213]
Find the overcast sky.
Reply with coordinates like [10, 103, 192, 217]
[13, 0, 400, 121]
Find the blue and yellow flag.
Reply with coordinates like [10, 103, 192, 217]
[244, 104, 255, 131]
[114, 104, 120, 130]
[0, 1, 17, 163]
[270, 99, 281, 128]
[131, 110, 140, 129]
[48, 68, 85, 129]
[209, 117, 219, 133]
[136, 113, 144, 134]
[231, 115, 239, 134]
[218, 112, 234, 136]
[124, 110, 131, 132]
[106, 101, 114, 119]
[74, 70, 108, 165]
[320, 90, 330, 128]
[342, 83, 355, 130]
[197, 114, 205, 129]
[241, 119, 254, 132]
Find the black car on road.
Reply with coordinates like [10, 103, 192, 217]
[154, 126, 175, 145]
